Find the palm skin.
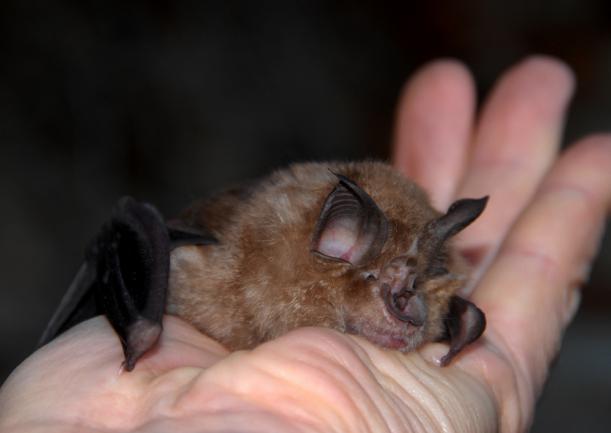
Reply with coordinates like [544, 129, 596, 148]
[1, 56, 610, 433]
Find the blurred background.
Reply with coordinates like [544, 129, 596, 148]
[1, 1, 610, 431]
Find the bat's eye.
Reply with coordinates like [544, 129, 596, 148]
[363, 272, 378, 282]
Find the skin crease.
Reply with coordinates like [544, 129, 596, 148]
[2, 56, 611, 433]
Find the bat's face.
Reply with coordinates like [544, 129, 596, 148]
[310, 173, 487, 355]
[330, 241, 466, 353]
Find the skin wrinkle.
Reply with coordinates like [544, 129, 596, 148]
[343, 351, 408, 433]
[359, 337, 459, 433]
[235, 351, 367, 432]
[141, 410, 313, 433]
[310, 337, 434, 431]
[424, 369, 467, 433]
[262, 359, 367, 432]
[407, 358, 455, 433]
[150, 368, 206, 416]
[372, 357, 424, 432]
[451, 368, 497, 433]
[371, 350, 450, 433]
[284, 330, 394, 431]
[364, 356, 428, 433]
[18, 421, 110, 433]
[496, 244, 560, 283]
[311, 332, 407, 431]
[457, 337, 518, 433]
[166, 344, 344, 432]
[288, 339, 391, 433]
[478, 319, 532, 433]
[174, 362, 335, 433]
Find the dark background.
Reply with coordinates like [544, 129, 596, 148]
[1, 1, 610, 431]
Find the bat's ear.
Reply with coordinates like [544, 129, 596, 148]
[439, 295, 486, 366]
[312, 174, 388, 266]
[429, 197, 488, 243]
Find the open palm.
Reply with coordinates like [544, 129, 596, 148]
[2, 56, 610, 433]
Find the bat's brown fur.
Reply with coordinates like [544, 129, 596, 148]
[167, 161, 469, 352]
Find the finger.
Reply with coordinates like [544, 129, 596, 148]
[455, 56, 575, 266]
[473, 135, 611, 393]
[392, 59, 475, 210]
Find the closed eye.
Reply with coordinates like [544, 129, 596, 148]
[363, 272, 378, 281]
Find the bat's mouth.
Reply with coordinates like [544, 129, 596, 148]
[347, 320, 420, 351]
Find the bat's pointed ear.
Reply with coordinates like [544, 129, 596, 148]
[439, 295, 486, 366]
[429, 196, 488, 243]
[312, 173, 389, 266]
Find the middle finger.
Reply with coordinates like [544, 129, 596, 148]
[455, 56, 574, 268]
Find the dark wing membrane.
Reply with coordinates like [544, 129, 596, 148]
[37, 262, 98, 347]
[94, 198, 171, 370]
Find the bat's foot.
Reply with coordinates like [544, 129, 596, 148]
[439, 296, 486, 366]
[122, 318, 162, 371]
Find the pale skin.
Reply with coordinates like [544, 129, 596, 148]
[1, 56, 610, 433]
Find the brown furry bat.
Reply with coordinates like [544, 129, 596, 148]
[41, 161, 487, 370]
[168, 161, 486, 364]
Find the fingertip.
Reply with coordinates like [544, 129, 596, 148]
[406, 58, 473, 85]
[566, 133, 611, 163]
[393, 59, 475, 208]
[558, 133, 611, 211]
[500, 55, 576, 104]
[397, 58, 475, 113]
[550, 133, 611, 190]
[515, 55, 575, 89]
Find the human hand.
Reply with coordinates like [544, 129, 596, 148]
[1, 56, 610, 433]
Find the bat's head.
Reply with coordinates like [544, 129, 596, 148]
[311, 170, 487, 364]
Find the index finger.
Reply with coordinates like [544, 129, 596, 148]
[392, 60, 475, 210]
[455, 57, 575, 268]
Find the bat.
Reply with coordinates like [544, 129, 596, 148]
[39, 161, 487, 370]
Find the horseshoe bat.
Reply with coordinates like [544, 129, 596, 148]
[39, 161, 487, 370]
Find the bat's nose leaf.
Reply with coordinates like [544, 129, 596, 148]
[93, 196, 170, 370]
[403, 293, 426, 326]
[385, 289, 427, 326]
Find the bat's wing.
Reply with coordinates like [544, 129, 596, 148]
[38, 197, 217, 371]
[38, 262, 98, 347]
